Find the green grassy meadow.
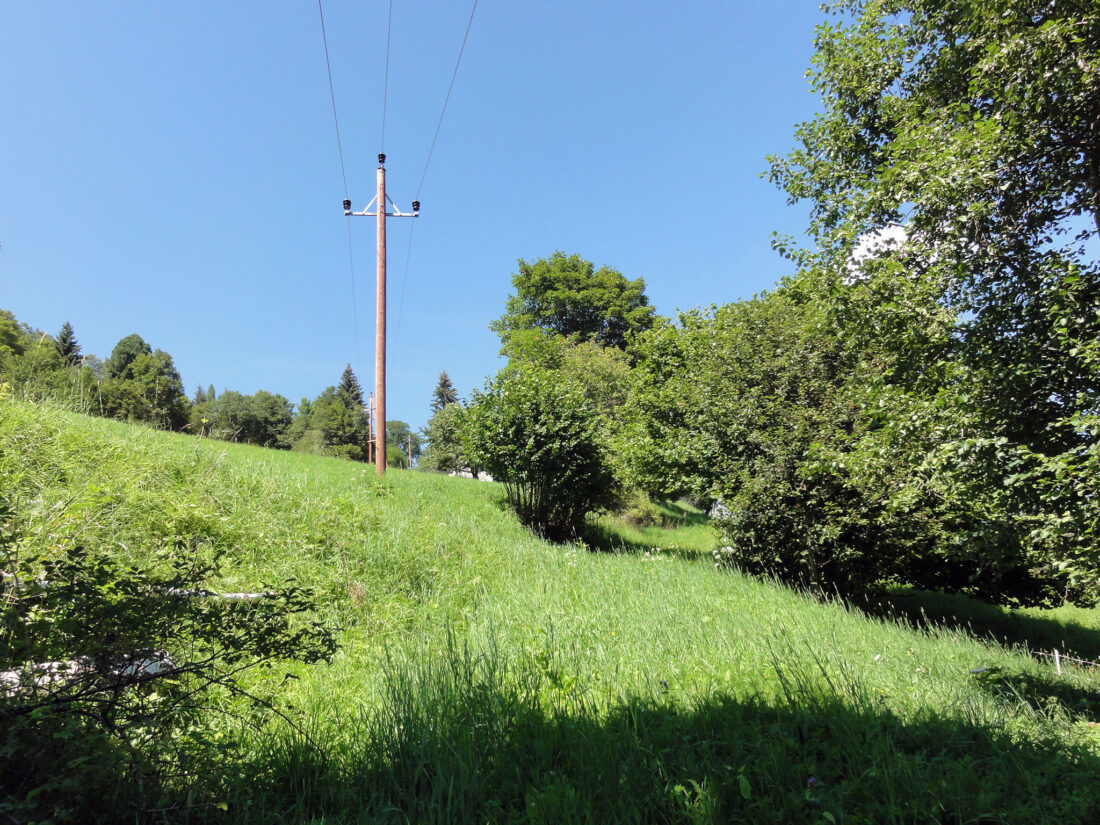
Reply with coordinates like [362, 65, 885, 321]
[4, 400, 1100, 823]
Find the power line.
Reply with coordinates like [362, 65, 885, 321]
[380, 0, 393, 153]
[317, 0, 349, 198]
[396, 0, 479, 337]
[317, 0, 361, 370]
[416, 0, 479, 198]
[394, 219, 417, 341]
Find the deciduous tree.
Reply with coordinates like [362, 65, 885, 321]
[491, 252, 657, 351]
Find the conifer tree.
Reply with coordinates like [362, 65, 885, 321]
[430, 370, 458, 413]
[338, 364, 365, 406]
[193, 385, 208, 405]
[55, 321, 81, 366]
[207, 384, 216, 402]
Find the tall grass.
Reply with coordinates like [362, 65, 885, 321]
[4, 399, 1100, 823]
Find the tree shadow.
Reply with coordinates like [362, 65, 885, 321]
[580, 519, 712, 561]
[858, 588, 1100, 663]
[227, 653, 1100, 825]
[971, 665, 1100, 718]
[580, 520, 661, 554]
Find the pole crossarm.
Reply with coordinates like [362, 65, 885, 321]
[345, 195, 419, 218]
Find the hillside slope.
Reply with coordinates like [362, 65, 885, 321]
[4, 400, 1100, 823]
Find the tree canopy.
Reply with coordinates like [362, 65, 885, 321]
[491, 252, 657, 351]
[746, 0, 1100, 605]
[106, 334, 153, 381]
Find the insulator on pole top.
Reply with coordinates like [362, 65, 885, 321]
[412, 200, 420, 213]
[343, 198, 351, 211]
[378, 153, 386, 166]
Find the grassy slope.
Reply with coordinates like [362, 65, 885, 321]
[4, 400, 1100, 823]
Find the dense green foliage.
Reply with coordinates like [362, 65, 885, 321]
[192, 389, 294, 447]
[709, 0, 1100, 605]
[97, 348, 190, 430]
[105, 333, 153, 380]
[386, 420, 422, 463]
[418, 402, 471, 474]
[54, 321, 80, 366]
[491, 251, 657, 351]
[463, 366, 617, 540]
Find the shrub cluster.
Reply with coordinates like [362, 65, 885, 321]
[462, 366, 617, 541]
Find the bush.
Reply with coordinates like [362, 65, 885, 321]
[619, 488, 663, 528]
[462, 367, 617, 541]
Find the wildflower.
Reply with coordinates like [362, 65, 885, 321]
[807, 777, 819, 789]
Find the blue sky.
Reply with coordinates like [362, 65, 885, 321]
[1, 1, 822, 432]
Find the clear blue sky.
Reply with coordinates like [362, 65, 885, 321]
[1, 1, 821, 432]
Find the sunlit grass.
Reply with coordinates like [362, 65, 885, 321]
[5, 399, 1100, 823]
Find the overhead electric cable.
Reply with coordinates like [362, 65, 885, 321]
[394, 220, 417, 341]
[317, 0, 361, 368]
[397, 0, 479, 338]
[317, 0, 349, 197]
[415, 0, 479, 198]
[380, 0, 393, 152]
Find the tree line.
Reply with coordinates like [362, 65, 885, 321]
[0, 314, 423, 464]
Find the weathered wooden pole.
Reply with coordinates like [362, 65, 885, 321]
[375, 156, 388, 475]
[342, 155, 419, 477]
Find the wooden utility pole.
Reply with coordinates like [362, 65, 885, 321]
[367, 392, 376, 464]
[407, 434, 413, 468]
[344, 154, 419, 476]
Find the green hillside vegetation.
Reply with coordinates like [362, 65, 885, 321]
[4, 400, 1100, 823]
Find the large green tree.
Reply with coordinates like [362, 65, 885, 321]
[105, 334, 153, 380]
[768, 0, 1099, 445]
[386, 420, 422, 462]
[195, 389, 293, 447]
[757, 0, 1100, 605]
[418, 403, 470, 475]
[491, 252, 657, 351]
[293, 367, 371, 461]
[99, 350, 189, 430]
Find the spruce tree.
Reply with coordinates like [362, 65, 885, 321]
[207, 384, 216, 402]
[55, 321, 81, 366]
[338, 364, 365, 406]
[193, 385, 208, 405]
[430, 370, 458, 413]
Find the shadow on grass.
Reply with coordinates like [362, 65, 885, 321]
[226, 646, 1100, 825]
[859, 588, 1100, 663]
[971, 665, 1100, 717]
[580, 520, 662, 554]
